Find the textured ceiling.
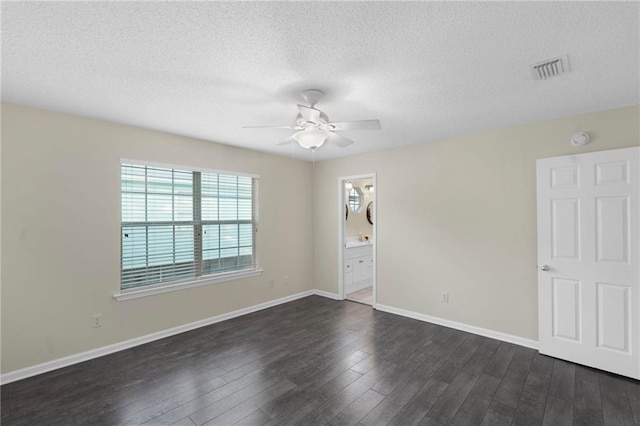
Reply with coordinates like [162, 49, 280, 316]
[2, 2, 639, 161]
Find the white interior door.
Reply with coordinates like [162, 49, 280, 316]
[537, 146, 639, 379]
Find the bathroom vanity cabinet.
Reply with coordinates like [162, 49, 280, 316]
[344, 244, 373, 293]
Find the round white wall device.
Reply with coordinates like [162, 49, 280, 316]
[571, 132, 590, 146]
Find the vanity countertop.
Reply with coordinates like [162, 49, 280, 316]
[345, 240, 373, 248]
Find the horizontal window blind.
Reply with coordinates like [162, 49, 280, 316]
[121, 163, 258, 290]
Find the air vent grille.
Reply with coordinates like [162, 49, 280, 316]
[531, 56, 569, 80]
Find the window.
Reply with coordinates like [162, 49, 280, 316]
[348, 187, 363, 212]
[120, 161, 258, 291]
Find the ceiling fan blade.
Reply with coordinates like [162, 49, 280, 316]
[329, 119, 381, 131]
[276, 136, 295, 146]
[297, 105, 321, 123]
[327, 132, 354, 148]
[242, 124, 301, 129]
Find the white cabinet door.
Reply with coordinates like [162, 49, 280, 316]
[345, 259, 353, 286]
[353, 255, 373, 283]
[537, 146, 639, 379]
[353, 257, 367, 283]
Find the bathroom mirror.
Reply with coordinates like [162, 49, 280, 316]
[348, 187, 364, 213]
[366, 201, 374, 225]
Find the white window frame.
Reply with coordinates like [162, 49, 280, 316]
[114, 159, 262, 301]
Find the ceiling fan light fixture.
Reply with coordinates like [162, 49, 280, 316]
[293, 128, 329, 150]
[243, 88, 380, 152]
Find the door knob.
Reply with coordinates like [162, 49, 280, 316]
[540, 265, 550, 271]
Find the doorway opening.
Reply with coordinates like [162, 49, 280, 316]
[338, 173, 376, 307]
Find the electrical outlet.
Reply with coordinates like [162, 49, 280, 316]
[284, 276, 289, 286]
[92, 314, 103, 328]
[440, 292, 449, 303]
[268, 280, 275, 288]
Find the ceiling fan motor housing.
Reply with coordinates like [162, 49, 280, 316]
[296, 111, 333, 130]
[300, 89, 324, 107]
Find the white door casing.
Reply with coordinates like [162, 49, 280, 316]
[338, 173, 377, 305]
[537, 146, 639, 379]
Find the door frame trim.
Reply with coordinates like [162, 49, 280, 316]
[338, 173, 377, 306]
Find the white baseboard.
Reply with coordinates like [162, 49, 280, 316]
[1, 290, 537, 385]
[312, 289, 341, 300]
[1, 290, 316, 385]
[375, 303, 538, 350]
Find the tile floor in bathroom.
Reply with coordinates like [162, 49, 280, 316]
[346, 286, 373, 305]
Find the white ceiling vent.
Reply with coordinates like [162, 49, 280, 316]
[530, 56, 569, 80]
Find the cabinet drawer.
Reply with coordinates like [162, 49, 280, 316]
[345, 244, 372, 259]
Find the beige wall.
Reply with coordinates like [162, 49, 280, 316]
[313, 105, 640, 341]
[1, 104, 313, 373]
[2, 103, 639, 375]
[346, 178, 374, 238]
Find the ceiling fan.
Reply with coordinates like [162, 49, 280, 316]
[243, 89, 381, 151]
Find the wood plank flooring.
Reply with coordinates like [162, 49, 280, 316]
[2, 296, 639, 425]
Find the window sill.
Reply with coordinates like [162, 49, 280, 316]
[114, 268, 263, 301]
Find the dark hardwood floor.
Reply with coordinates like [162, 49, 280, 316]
[2, 296, 639, 425]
